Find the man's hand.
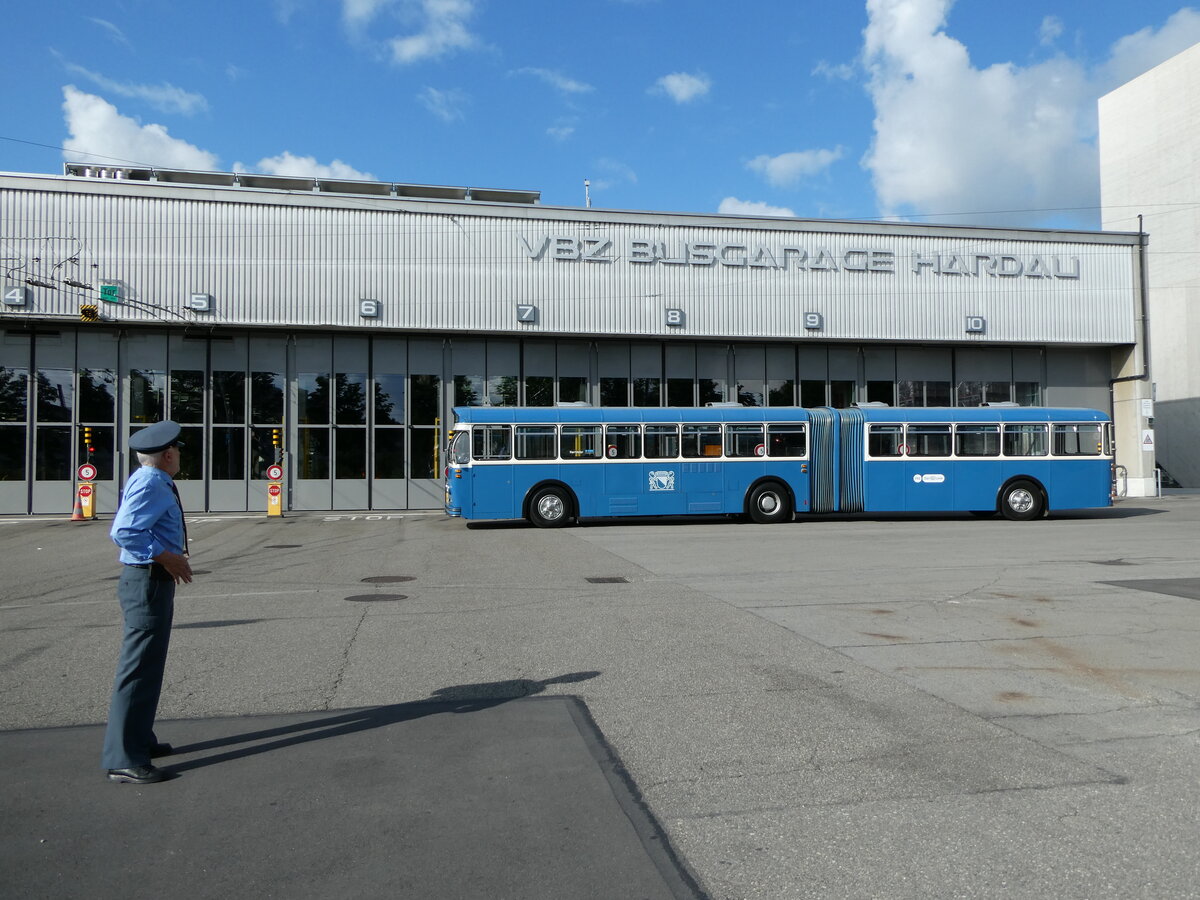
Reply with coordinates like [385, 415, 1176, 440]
[153, 550, 193, 584]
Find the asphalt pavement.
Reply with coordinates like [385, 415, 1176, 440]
[2, 497, 1198, 899]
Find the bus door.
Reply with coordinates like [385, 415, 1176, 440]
[680, 424, 724, 513]
[953, 424, 1002, 510]
[863, 423, 906, 511]
[904, 424, 954, 511]
[469, 424, 514, 519]
[602, 425, 641, 516]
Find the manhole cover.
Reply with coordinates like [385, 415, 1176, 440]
[345, 594, 408, 602]
[586, 576, 629, 584]
[360, 575, 416, 583]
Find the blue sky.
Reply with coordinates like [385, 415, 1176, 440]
[3, 0, 1199, 229]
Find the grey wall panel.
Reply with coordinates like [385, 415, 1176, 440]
[1, 180, 1139, 347]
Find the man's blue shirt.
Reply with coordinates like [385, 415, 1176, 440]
[110, 466, 186, 564]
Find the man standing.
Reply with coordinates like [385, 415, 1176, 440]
[102, 420, 193, 784]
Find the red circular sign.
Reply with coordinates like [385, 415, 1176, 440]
[78, 484, 94, 498]
[266, 465, 284, 481]
[78, 463, 98, 481]
[268, 484, 282, 497]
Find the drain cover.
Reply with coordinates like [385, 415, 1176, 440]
[345, 594, 408, 602]
[586, 576, 629, 584]
[360, 575, 416, 583]
[264, 544, 302, 549]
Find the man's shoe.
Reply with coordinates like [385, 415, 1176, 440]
[150, 742, 173, 758]
[107, 765, 166, 784]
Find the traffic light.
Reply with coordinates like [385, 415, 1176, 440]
[83, 427, 95, 456]
[272, 427, 282, 463]
[79, 304, 100, 322]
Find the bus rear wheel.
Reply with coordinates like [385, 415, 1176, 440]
[1000, 480, 1044, 521]
[748, 482, 792, 524]
[529, 486, 572, 528]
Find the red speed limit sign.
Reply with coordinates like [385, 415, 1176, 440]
[266, 464, 283, 481]
[78, 463, 98, 481]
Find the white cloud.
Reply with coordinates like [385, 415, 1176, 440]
[515, 67, 594, 94]
[389, 0, 478, 64]
[418, 86, 467, 122]
[747, 148, 844, 188]
[590, 158, 638, 192]
[861, 0, 1200, 226]
[651, 71, 711, 103]
[61, 63, 208, 115]
[237, 152, 375, 181]
[1099, 8, 1200, 92]
[861, 0, 1097, 224]
[718, 198, 796, 218]
[813, 60, 856, 81]
[88, 18, 132, 49]
[547, 119, 577, 141]
[61, 86, 218, 170]
[1038, 15, 1063, 47]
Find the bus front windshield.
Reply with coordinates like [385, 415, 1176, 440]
[449, 430, 471, 466]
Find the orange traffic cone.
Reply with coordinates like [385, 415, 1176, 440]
[71, 491, 85, 521]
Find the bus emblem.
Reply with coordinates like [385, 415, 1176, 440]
[648, 470, 675, 492]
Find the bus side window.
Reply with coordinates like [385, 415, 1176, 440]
[605, 425, 641, 459]
[767, 423, 806, 457]
[867, 424, 902, 457]
[1053, 423, 1103, 456]
[644, 425, 679, 459]
[906, 424, 951, 457]
[515, 425, 556, 460]
[682, 424, 722, 458]
[1003, 423, 1047, 456]
[472, 425, 512, 461]
[560, 425, 602, 460]
[725, 424, 765, 458]
[955, 424, 999, 457]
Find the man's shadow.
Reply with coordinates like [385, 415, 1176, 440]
[165, 671, 601, 774]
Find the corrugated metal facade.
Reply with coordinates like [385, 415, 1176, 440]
[1, 173, 1139, 345]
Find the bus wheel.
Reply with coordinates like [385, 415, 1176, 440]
[529, 486, 572, 528]
[748, 482, 792, 524]
[1000, 481, 1043, 521]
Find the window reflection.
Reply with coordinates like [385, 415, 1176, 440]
[336, 373, 367, 424]
[374, 374, 405, 425]
[336, 430, 366, 479]
[212, 427, 245, 479]
[170, 371, 204, 423]
[0, 367, 28, 420]
[78, 369, 115, 421]
[251, 371, 285, 423]
[130, 370, 165, 423]
[35, 369, 73, 422]
[213, 371, 246, 423]
[298, 373, 330, 424]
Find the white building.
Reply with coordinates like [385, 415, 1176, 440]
[1100, 41, 1200, 487]
[0, 166, 1155, 514]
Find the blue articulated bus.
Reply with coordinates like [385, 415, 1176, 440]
[444, 405, 1114, 526]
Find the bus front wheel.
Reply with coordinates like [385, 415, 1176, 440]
[748, 482, 792, 524]
[529, 486, 572, 528]
[1000, 481, 1044, 521]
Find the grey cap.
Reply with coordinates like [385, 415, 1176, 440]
[129, 420, 184, 454]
